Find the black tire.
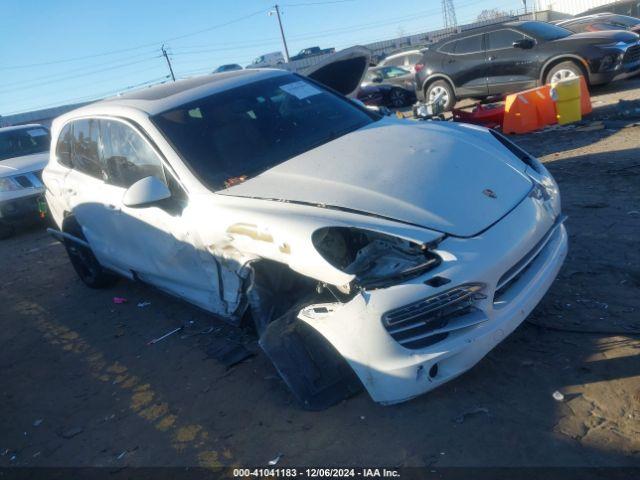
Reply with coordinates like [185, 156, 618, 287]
[0, 222, 15, 240]
[545, 61, 583, 85]
[388, 88, 408, 108]
[425, 79, 456, 111]
[63, 221, 118, 289]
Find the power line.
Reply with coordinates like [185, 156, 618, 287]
[3, 76, 170, 117]
[0, 57, 162, 96]
[281, 0, 355, 7]
[0, 7, 270, 71]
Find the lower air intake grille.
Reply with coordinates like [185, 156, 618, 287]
[624, 45, 640, 65]
[382, 283, 487, 349]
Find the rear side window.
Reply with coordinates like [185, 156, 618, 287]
[100, 120, 166, 188]
[407, 53, 422, 64]
[486, 29, 526, 50]
[72, 119, 103, 179]
[455, 35, 484, 54]
[56, 124, 73, 168]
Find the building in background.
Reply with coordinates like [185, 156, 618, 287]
[535, 0, 625, 15]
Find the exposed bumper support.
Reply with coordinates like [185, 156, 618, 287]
[47, 227, 90, 249]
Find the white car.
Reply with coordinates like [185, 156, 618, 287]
[377, 49, 424, 74]
[43, 68, 567, 409]
[0, 124, 50, 238]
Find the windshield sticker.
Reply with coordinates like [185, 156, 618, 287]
[280, 81, 322, 99]
[27, 129, 48, 137]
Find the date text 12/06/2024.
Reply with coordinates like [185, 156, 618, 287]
[233, 468, 401, 478]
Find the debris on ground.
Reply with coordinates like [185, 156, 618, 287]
[116, 451, 126, 460]
[553, 391, 565, 402]
[575, 121, 604, 132]
[268, 453, 283, 465]
[147, 326, 183, 346]
[616, 99, 640, 119]
[112, 297, 128, 304]
[32, 419, 43, 427]
[61, 427, 83, 439]
[206, 340, 254, 369]
[137, 301, 151, 308]
[453, 406, 490, 423]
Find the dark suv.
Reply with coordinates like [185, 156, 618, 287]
[415, 20, 640, 110]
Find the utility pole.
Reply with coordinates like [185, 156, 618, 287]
[161, 44, 176, 82]
[270, 4, 290, 63]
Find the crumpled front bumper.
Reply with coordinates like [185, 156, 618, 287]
[296, 194, 568, 404]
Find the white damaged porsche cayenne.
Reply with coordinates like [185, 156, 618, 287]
[43, 68, 567, 409]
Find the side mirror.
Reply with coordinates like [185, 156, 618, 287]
[513, 38, 535, 49]
[123, 176, 171, 208]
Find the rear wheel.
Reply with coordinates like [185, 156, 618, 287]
[546, 61, 582, 84]
[425, 80, 455, 111]
[63, 221, 118, 289]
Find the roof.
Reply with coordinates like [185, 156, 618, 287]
[69, 69, 289, 117]
[434, 20, 527, 45]
[0, 123, 47, 133]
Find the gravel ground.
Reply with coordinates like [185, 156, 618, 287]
[1, 79, 639, 470]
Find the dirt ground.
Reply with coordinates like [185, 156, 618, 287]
[1, 79, 639, 470]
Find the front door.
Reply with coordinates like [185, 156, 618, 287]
[97, 118, 223, 312]
[485, 29, 539, 95]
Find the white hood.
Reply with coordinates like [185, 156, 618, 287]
[221, 119, 533, 237]
[0, 152, 49, 177]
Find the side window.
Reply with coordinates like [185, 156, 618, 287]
[439, 41, 456, 54]
[454, 35, 483, 54]
[384, 56, 404, 67]
[100, 120, 166, 189]
[486, 30, 526, 50]
[56, 124, 73, 168]
[407, 54, 422, 64]
[72, 119, 104, 179]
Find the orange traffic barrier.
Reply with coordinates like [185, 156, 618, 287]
[503, 84, 557, 134]
[578, 76, 592, 115]
[527, 84, 557, 126]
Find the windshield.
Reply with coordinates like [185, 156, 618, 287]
[0, 126, 50, 161]
[152, 73, 377, 191]
[601, 14, 640, 27]
[518, 21, 573, 40]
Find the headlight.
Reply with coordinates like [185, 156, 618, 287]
[312, 227, 441, 290]
[0, 177, 23, 192]
[597, 41, 628, 49]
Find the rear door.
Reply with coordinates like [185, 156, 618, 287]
[445, 34, 488, 97]
[485, 28, 539, 94]
[62, 118, 127, 273]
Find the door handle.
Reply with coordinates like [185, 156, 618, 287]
[488, 55, 496, 61]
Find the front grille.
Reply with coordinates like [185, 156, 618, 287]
[382, 284, 487, 349]
[623, 45, 640, 65]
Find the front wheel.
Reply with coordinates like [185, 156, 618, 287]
[63, 222, 118, 289]
[388, 88, 408, 108]
[425, 80, 456, 111]
[546, 61, 582, 84]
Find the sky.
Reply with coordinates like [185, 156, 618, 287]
[0, 0, 527, 116]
